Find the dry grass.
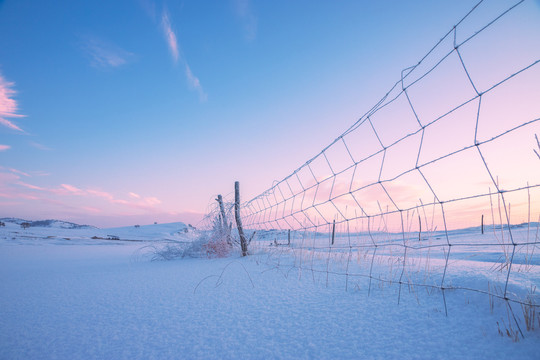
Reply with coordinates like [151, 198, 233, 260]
[521, 286, 538, 332]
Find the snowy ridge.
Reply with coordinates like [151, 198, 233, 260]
[0, 218, 95, 229]
[103, 222, 195, 242]
[0, 219, 195, 244]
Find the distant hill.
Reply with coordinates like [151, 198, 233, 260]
[102, 222, 192, 241]
[0, 218, 96, 229]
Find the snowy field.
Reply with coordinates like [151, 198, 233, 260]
[1, 220, 539, 359]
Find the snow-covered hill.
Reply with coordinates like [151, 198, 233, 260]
[0, 218, 195, 244]
[0, 218, 95, 229]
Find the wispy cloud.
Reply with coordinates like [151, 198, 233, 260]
[185, 64, 208, 102]
[17, 177, 162, 211]
[87, 189, 114, 200]
[60, 183, 84, 194]
[0, 171, 19, 184]
[161, 10, 179, 63]
[17, 181, 46, 191]
[0, 169, 170, 226]
[1, 167, 205, 227]
[159, 8, 207, 102]
[0, 71, 25, 132]
[232, 0, 257, 41]
[144, 197, 161, 206]
[81, 36, 134, 68]
[0, 191, 39, 200]
[28, 141, 52, 151]
[0, 144, 10, 151]
[0, 172, 41, 200]
[82, 206, 102, 214]
[0, 166, 48, 178]
[129, 192, 141, 199]
[9, 168, 30, 177]
[0, 119, 22, 131]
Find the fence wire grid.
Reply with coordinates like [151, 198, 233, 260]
[210, 0, 540, 323]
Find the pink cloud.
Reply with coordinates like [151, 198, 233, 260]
[0, 192, 14, 199]
[0, 172, 21, 184]
[0, 119, 23, 131]
[86, 189, 114, 200]
[0, 200, 20, 207]
[113, 199, 130, 205]
[0, 144, 10, 151]
[9, 168, 30, 177]
[161, 9, 179, 63]
[129, 192, 141, 199]
[60, 183, 85, 194]
[144, 196, 161, 206]
[0, 167, 167, 221]
[16, 181, 84, 196]
[16, 181, 46, 191]
[111, 197, 161, 210]
[0, 187, 40, 200]
[70, 186, 162, 211]
[0, 72, 25, 132]
[82, 206, 102, 214]
[86, 188, 163, 210]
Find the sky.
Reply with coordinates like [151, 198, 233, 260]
[1, 0, 539, 228]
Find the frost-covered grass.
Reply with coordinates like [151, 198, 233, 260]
[0, 223, 539, 359]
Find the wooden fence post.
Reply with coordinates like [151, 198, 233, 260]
[331, 219, 336, 245]
[481, 214, 484, 235]
[418, 214, 422, 241]
[235, 181, 248, 256]
[216, 194, 231, 244]
[287, 229, 291, 246]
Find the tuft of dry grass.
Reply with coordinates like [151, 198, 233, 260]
[521, 285, 537, 332]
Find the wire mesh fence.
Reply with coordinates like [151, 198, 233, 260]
[219, 0, 540, 315]
[199, 1, 540, 339]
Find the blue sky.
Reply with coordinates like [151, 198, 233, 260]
[1, 0, 539, 227]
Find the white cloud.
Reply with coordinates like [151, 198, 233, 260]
[159, 8, 207, 102]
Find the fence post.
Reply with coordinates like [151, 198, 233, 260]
[331, 219, 336, 245]
[418, 214, 422, 241]
[287, 229, 291, 245]
[481, 214, 484, 235]
[235, 181, 248, 256]
[216, 194, 231, 244]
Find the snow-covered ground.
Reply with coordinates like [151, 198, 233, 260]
[1, 220, 539, 359]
